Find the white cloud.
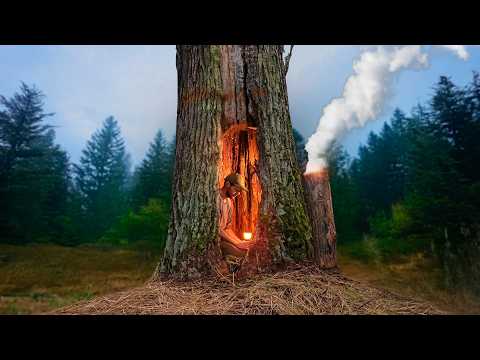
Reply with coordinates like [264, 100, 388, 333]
[435, 45, 470, 60]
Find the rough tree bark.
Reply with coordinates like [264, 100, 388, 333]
[153, 45, 321, 280]
[303, 170, 337, 268]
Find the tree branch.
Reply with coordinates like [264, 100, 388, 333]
[284, 45, 294, 75]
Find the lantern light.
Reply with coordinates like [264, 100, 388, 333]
[243, 232, 252, 240]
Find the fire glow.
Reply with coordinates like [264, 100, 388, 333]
[243, 232, 252, 240]
[303, 167, 329, 179]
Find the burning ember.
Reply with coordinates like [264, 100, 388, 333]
[243, 232, 253, 240]
[304, 167, 329, 179]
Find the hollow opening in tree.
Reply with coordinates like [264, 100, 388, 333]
[219, 123, 262, 243]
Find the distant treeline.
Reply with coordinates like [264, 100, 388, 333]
[0, 83, 174, 249]
[310, 73, 480, 292]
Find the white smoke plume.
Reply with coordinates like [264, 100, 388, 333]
[304, 45, 472, 174]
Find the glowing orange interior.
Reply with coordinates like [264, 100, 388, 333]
[219, 123, 262, 240]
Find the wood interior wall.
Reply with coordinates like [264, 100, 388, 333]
[219, 124, 262, 239]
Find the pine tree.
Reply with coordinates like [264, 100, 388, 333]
[388, 109, 409, 203]
[0, 83, 53, 180]
[34, 129, 72, 242]
[431, 76, 472, 172]
[74, 116, 131, 241]
[352, 131, 391, 220]
[130, 130, 174, 211]
[0, 83, 72, 243]
[326, 143, 361, 243]
[292, 128, 308, 172]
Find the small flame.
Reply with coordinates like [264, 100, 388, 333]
[243, 232, 252, 240]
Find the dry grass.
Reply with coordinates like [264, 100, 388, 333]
[53, 265, 442, 315]
[0, 244, 158, 314]
[337, 251, 480, 314]
[3, 243, 478, 315]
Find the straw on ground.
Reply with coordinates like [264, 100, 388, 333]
[53, 265, 442, 315]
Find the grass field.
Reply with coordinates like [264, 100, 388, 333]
[0, 243, 479, 314]
[0, 244, 160, 314]
[337, 249, 480, 314]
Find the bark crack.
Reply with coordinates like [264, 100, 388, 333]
[284, 45, 294, 76]
[241, 46, 255, 127]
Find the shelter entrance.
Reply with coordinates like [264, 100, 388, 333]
[219, 123, 262, 242]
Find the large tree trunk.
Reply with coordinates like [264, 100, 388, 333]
[154, 45, 316, 280]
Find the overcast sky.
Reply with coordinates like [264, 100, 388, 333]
[0, 45, 479, 166]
